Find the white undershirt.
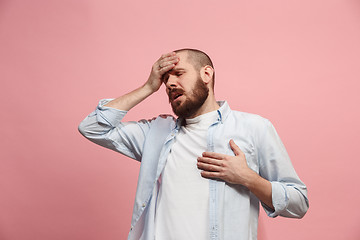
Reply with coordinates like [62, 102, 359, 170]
[154, 110, 219, 240]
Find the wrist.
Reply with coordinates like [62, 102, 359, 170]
[142, 82, 158, 95]
[144, 81, 160, 94]
[242, 169, 260, 190]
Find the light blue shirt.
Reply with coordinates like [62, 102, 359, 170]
[78, 100, 309, 240]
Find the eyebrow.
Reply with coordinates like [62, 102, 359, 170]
[162, 68, 185, 82]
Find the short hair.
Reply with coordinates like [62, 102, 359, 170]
[174, 48, 215, 88]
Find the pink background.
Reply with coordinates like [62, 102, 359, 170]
[1, 0, 360, 239]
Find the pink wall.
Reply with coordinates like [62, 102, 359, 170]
[1, 0, 360, 239]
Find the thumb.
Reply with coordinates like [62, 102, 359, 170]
[229, 139, 242, 156]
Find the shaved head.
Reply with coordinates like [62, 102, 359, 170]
[174, 48, 214, 70]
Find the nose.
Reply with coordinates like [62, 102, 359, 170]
[165, 75, 178, 89]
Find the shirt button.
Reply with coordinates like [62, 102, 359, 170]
[142, 203, 146, 208]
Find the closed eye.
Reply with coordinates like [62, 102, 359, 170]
[162, 69, 185, 83]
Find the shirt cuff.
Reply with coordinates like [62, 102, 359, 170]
[95, 99, 127, 127]
[264, 181, 289, 218]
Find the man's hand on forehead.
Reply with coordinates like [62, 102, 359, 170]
[158, 52, 179, 75]
[145, 52, 179, 93]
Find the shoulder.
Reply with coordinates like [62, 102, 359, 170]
[148, 114, 176, 122]
[228, 110, 276, 144]
[143, 114, 177, 129]
[229, 110, 270, 127]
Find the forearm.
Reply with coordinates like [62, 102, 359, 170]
[104, 52, 179, 111]
[104, 83, 155, 111]
[244, 171, 274, 210]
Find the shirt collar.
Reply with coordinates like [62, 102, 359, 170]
[215, 100, 231, 123]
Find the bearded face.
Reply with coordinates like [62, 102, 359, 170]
[169, 75, 209, 119]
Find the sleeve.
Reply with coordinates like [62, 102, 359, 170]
[257, 119, 309, 218]
[78, 99, 152, 161]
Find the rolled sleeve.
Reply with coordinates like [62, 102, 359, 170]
[258, 119, 309, 218]
[96, 99, 128, 127]
[78, 99, 152, 161]
[265, 182, 289, 217]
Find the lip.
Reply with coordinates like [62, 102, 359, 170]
[169, 89, 184, 102]
[172, 94, 183, 103]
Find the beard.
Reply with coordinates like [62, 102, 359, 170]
[169, 76, 209, 119]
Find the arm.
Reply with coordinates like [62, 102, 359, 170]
[257, 120, 309, 218]
[104, 52, 179, 111]
[197, 121, 309, 218]
[78, 52, 179, 159]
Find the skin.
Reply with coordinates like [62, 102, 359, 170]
[104, 51, 274, 210]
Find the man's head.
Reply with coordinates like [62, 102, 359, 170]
[162, 49, 216, 119]
[174, 48, 215, 89]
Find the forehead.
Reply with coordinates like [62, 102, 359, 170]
[175, 51, 195, 70]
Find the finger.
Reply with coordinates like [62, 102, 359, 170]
[159, 63, 175, 74]
[229, 139, 243, 156]
[158, 58, 179, 69]
[201, 151, 226, 160]
[197, 162, 222, 172]
[161, 54, 179, 62]
[159, 52, 176, 61]
[159, 54, 179, 65]
[197, 156, 223, 166]
[200, 171, 222, 180]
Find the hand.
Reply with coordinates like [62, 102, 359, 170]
[145, 52, 179, 93]
[198, 140, 274, 209]
[197, 139, 257, 186]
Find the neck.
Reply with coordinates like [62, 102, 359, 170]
[187, 92, 220, 119]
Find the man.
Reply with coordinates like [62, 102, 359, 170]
[78, 49, 309, 240]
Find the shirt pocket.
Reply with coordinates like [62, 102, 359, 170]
[226, 141, 259, 173]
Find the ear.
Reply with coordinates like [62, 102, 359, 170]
[200, 65, 214, 85]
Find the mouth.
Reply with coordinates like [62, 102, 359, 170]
[173, 93, 183, 100]
[169, 89, 185, 102]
